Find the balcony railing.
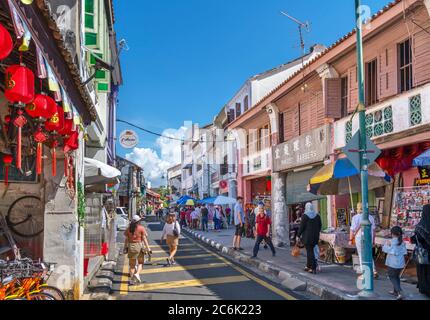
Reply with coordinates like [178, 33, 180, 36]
[334, 84, 430, 150]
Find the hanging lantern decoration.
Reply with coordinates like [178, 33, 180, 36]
[33, 127, 47, 176]
[12, 110, 27, 170]
[45, 105, 64, 132]
[64, 131, 79, 153]
[21, 0, 34, 4]
[3, 115, 11, 132]
[0, 23, 13, 60]
[2, 154, 13, 186]
[25, 94, 57, 120]
[266, 176, 272, 193]
[5, 65, 35, 104]
[51, 139, 58, 177]
[58, 118, 75, 137]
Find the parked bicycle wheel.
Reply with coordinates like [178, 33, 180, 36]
[28, 292, 56, 300]
[40, 285, 65, 300]
[6, 196, 44, 238]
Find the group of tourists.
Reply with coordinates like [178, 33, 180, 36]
[122, 196, 430, 299]
[178, 204, 231, 232]
[232, 196, 430, 300]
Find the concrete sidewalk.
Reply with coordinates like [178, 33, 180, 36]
[184, 226, 430, 300]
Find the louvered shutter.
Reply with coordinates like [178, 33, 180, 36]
[413, 28, 430, 86]
[348, 67, 358, 113]
[324, 78, 342, 119]
[379, 44, 398, 99]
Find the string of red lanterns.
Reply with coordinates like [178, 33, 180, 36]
[1, 21, 80, 183]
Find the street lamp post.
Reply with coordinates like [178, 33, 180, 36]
[354, 0, 375, 296]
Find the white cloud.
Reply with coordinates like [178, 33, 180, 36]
[125, 126, 188, 187]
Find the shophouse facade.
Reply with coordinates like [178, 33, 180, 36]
[227, 0, 430, 247]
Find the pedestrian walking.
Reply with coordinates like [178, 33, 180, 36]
[123, 215, 151, 285]
[297, 203, 322, 274]
[252, 208, 276, 258]
[161, 213, 181, 266]
[232, 197, 245, 251]
[179, 207, 187, 227]
[383, 226, 407, 300]
[349, 202, 379, 279]
[225, 207, 231, 227]
[201, 204, 209, 231]
[412, 204, 430, 297]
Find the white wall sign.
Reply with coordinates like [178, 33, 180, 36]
[119, 130, 139, 149]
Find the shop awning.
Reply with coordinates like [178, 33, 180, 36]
[84, 158, 121, 186]
[413, 149, 430, 167]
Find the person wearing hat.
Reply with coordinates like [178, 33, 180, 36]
[161, 212, 181, 266]
[123, 215, 150, 285]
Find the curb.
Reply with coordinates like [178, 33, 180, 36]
[87, 246, 121, 295]
[184, 228, 347, 300]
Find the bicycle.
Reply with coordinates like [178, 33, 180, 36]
[0, 258, 65, 300]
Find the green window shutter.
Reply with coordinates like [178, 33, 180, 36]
[95, 70, 106, 79]
[85, 0, 95, 13]
[97, 82, 109, 92]
[85, 14, 94, 29]
[85, 33, 97, 46]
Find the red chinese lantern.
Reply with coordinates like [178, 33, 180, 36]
[0, 23, 13, 60]
[25, 94, 57, 119]
[58, 118, 75, 137]
[33, 127, 47, 176]
[63, 131, 79, 153]
[44, 105, 64, 132]
[3, 154, 13, 186]
[4, 65, 35, 104]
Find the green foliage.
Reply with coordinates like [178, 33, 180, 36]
[77, 182, 86, 227]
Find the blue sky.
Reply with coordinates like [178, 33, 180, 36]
[114, 0, 390, 186]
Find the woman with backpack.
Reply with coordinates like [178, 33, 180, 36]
[412, 204, 430, 297]
[161, 212, 181, 266]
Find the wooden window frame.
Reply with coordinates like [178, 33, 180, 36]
[341, 76, 349, 117]
[236, 103, 242, 118]
[365, 58, 378, 106]
[243, 96, 249, 112]
[398, 38, 413, 93]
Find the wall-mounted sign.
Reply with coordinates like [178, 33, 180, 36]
[272, 125, 331, 172]
[119, 130, 139, 149]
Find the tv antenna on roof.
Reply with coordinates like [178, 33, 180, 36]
[281, 11, 311, 92]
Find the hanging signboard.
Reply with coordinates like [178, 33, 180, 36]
[272, 125, 331, 172]
[119, 130, 139, 149]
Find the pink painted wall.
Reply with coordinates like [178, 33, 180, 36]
[402, 167, 420, 187]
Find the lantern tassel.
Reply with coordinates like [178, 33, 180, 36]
[64, 154, 68, 177]
[17, 126, 22, 170]
[52, 147, 56, 177]
[36, 142, 42, 175]
[4, 166, 9, 186]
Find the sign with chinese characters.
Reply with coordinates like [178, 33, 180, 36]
[272, 125, 331, 172]
[119, 130, 139, 149]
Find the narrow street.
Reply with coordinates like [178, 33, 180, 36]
[111, 222, 312, 300]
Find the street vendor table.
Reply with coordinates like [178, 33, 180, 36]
[319, 231, 355, 264]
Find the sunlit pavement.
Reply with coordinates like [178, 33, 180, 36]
[110, 222, 314, 300]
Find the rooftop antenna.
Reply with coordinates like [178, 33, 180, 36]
[281, 11, 311, 92]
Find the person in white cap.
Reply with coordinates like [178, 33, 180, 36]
[123, 215, 150, 285]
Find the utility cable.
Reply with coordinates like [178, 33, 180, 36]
[116, 119, 230, 143]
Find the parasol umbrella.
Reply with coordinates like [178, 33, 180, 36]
[308, 158, 392, 196]
[198, 197, 217, 204]
[213, 196, 237, 205]
[413, 148, 430, 167]
[185, 199, 195, 206]
[176, 195, 195, 205]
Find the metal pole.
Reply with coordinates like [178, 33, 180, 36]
[354, 0, 374, 296]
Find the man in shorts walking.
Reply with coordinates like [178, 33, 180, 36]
[232, 197, 245, 251]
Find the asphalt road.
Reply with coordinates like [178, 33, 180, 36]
[111, 222, 312, 300]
